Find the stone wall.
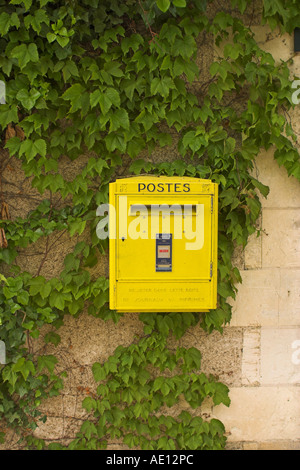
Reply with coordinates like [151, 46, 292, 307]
[214, 148, 300, 449]
[210, 26, 300, 450]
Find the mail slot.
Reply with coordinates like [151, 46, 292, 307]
[109, 176, 218, 313]
[129, 204, 198, 215]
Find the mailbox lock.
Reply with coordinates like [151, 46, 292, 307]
[156, 233, 172, 272]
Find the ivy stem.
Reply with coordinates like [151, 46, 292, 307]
[138, 0, 158, 40]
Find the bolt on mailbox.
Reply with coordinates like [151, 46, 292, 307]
[109, 176, 218, 313]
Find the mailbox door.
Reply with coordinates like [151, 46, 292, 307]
[116, 195, 213, 281]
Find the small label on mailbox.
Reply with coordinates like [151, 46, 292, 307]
[156, 234, 172, 272]
[157, 246, 170, 258]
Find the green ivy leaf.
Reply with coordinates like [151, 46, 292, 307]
[10, 0, 33, 10]
[17, 291, 29, 306]
[151, 77, 174, 97]
[185, 347, 201, 369]
[104, 61, 123, 77]
[68, 220, 87, 237]
[173, 0, 186, 7]
[62, 61, 79, 82]
[10, 43, 39, 69]
[212, 383, 231, 407]
[156, 0, 171, 12]
[82, 397, 97, 412]
[0, 106, 19, 128]
[62, 83, 86, 113]
[0, 12, 12, 35]
[12, 357, 36, 381]
[37, 355, 58, 374]
[109, 108, 130, 131]
[105, 133, 126, 152]
[40, 282, 51, 299]
[91, 87, 121, 114]
[17, 88, 41, 110]
[44, 332, 61, 347]
[251, 178, 270, 198]
[24, 9, 49, 33]
[19, 138, 47, 162]
[129, 159, 152, 175]
[2, 367, 18, 388]
[92, 362, 107, 381]
[50, 292, 65, 311]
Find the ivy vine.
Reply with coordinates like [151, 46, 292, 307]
[0, 0, 299, 450]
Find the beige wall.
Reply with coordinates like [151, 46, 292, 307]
[217, 27, 300, 450]
[216, 148, 300, 449]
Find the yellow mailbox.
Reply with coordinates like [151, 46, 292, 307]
[109, 176, 218, 313]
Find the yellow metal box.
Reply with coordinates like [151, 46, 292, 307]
[109, 176, 218, 312]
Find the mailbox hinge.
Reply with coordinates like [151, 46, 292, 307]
[211, 196, 213, 213]
[210, 261, 213, 278]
